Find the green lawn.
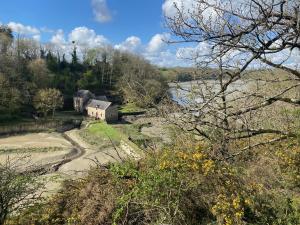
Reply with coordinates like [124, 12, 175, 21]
[88, 121, 121, 143]
[113, 124, 146, 140]
[79, 121, 146, 154]
[118, 103, 145, 114]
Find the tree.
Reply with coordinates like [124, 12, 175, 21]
[0, 26, 13, 55]
[33, 88, 63, 117]
[77, 70, 98, 90]
[117, 53, 168, 107]
[164, 0, 300, 158]
[0, 157, 44, 225]
[28, 59, 52, 88]
[0, 73, 22, 116]
[165, 0, 300, 98]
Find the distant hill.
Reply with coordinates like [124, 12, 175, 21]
[159, 67, 218, 82]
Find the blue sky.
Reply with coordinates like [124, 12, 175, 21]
[0, 0, 194, 67]
[2, 0, 298, 68]
[0, 0, 164, 43]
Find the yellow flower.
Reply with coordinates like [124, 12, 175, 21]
[235, 211, 244, 218]
[203, 160, 214, 175]
[177, 152, 188, 160]
[159, 161, 167, 169]
[191, 163, 199, 170]
[211, 205, 218, 215]
[232, 197, 240, 209]
[225, 217, 233, 225]
[244, 198, 252, 206]
[192, 152, 204, 160]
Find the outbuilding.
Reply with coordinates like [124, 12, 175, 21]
[73, 90, 95, 113]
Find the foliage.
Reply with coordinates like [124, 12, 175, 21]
[28, 59, 52, 88]
[0, 158, 44, 225]
[275, 140, 300, 189]
[114, 124, 147, 141]
[12, 136, 300, 225]
[117, 54, 168, 107]
[0, 73, 22, 115]
[159, 67, 217, 82]
[33, 88, 64, 117]
[0, 25, 166, 122]
[111, 138, 300, 225]
[7, 168, 126, 225]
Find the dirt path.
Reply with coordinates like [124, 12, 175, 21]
[0, 130, 130, 195]
[58, 129, 126, 178]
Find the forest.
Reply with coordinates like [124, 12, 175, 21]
[0, 26, 167, 122]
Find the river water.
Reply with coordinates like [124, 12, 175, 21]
[168, 80, 252, 106]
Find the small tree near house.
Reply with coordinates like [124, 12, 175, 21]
[34, 88, 63, 118]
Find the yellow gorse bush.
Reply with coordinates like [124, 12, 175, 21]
[211, 194, 247, 225]
[158, 142, 215, 176]
[275, 143, 300, 187]
[157, 141, 257, 224]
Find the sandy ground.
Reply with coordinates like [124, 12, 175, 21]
[0, 130, 130, 196]
[0, 130, 126, 172]
[0, 133, 72, 149]
[59, 129, 127, 178]
[0, 132, 73, 166]
[41, 129, 129, 195]
[0, 150, 70, 166]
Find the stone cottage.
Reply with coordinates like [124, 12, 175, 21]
[73, 90, 118, 122]
[85, 99, 118, 122]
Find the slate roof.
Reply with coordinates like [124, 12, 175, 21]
[86, 99, 112, 110]
[74, 90, 94, 98]
[95, 95, 109, 101]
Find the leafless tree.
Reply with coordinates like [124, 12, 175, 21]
[163, 0, 300, 159]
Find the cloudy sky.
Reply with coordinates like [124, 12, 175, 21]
[1, 0, 299, 68]
[0, 0, 195, 67]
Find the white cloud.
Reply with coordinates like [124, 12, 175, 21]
[91, 0, 112, 23]
[162, 0, 194, 17]
[7, 22, 40, 35]
[176, 42, 211, 60]
[40, 27, 55, 33]
[51, 29, 66, 46]
[32, 35, 41, 42]
[146, 33, 170, 53]
[162, 0, 249, 29]
[49, 27, 110, 60]
[115, 36, 142, 53]
[266, 48, 300, 69]
[113, 34, 193, 67]
[145, 49, 191, 67]
[68, 26, 109, 48]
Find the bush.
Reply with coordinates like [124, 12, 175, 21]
[9, 137, 300, 225]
